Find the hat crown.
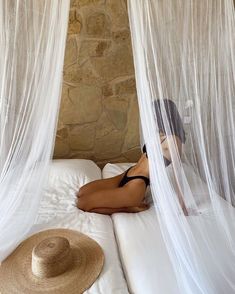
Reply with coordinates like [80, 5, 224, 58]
[33, 236, 70, 263]
[32, 236, 72, 278]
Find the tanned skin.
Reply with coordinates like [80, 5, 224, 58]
[76, 133, 188, 215]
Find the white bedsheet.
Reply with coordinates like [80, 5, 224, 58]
[32, 159, 129, 294]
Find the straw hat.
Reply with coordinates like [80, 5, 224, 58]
[0, 228, 104, 294]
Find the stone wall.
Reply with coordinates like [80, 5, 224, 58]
[53, 0, 141, 167]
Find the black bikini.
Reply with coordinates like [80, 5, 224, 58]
[118, 167, 150, 188]
[119, 142, 172, 188]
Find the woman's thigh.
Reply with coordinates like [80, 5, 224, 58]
[77, 172, 125, 197]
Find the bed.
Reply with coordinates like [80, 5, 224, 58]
[32, 159, 235, 294]
[103, 162, 235, 294]
[34, 159, 130, 294]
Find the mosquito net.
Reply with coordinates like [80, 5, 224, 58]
[128, 0, 235, 293]
[0, 0, 69, 261]
[1, 0, 235, 292]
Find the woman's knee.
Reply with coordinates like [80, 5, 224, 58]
[76, 186, 86, 198]
[76, 197, 91, 211]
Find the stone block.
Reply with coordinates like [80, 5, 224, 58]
[112, 29, 130, 43]
[56, 127, 69, 139]
[86, 12, 111, 37]
[102, 84, 113, 97]
[114, 77, 136, 95]
[106, 0, 128, 29]
[64, 36, 78, 66]
[104, 96, 128, 130]
[53, 138, 70, 158]
[122, 147, 141, 162]
[69, 124, 95, 150]
[68, 9, 82, 34]
[123, 95, 140, 150]
[79, 40, 111, 58]
[64, 61, 102, 86]
[72, 0, 105, 7]
[60, 84, 102, 124]
[95, 112, 116, 139]
[94, 130, 124, 160]
[91, 44, 134, 81]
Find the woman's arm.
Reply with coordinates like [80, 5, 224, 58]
[88, 203, 149, 215]
[76, 179, 146, 212]
[172, 169, 188, 216]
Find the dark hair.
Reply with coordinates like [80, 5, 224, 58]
[154, 99, 186, 144]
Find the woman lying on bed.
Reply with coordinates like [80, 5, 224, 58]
[76, 99, 187, 215]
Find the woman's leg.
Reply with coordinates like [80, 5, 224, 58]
[77, 172, 125, 197]
[89, 203, 149, 215]
[76, 179, 146, 211]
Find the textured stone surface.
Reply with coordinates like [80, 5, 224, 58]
[122, 148, 142, 162]
[91, 44, 134, 81]
[79, 40, 111, 58]
[86, 13, 111, 37]
[123, 96, 140, 150]
[60, 84, 102, 124]
[104, 96, 128, 130]
[112, 29, 130, 43]
[74, 0, 105, 7]
[68, 9, 82, 34]
[106, 0, 128, 29]
[64, 61, 101, 86]
[64, 36, 78, 66]
[69, 124, 95, 150]
[54, 138, 70, 158]
[115, 77, 136, 95]
[94, 130, 124, 160]
[54, 0, 140, 166]
[95, 112, 116, 139]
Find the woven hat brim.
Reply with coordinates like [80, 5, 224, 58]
[0, 228, 104, 294]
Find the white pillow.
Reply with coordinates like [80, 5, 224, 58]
[46, 159, 101, 192]
[102, 162, 136, 179]
[38, 159, 101, 222]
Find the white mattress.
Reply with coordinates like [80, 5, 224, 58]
[103, 162, 235, 294]
[32, 159, 129, 294]
[112, 205, 235, 294]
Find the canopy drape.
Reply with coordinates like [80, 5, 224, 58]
[128, 0, 235, 293]
[0, 0, 70, 261]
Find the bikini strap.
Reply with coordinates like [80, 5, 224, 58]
[125, 167, 150, 186]
[126, 175, 150, 187]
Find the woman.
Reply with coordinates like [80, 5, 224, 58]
[76, 99, 186, 215]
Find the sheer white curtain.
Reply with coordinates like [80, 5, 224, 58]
[128, 1, 235, 293]
[0, 0, 69, 262]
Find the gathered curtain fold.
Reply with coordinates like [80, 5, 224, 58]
[128, 0, 235, 293]
[0, 0, 70, 262]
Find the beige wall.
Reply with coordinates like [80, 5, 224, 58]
[53, 0, 141, 167]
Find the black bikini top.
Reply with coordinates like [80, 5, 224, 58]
[142, 144, 172, 167]
[119, 167, 150, 188]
